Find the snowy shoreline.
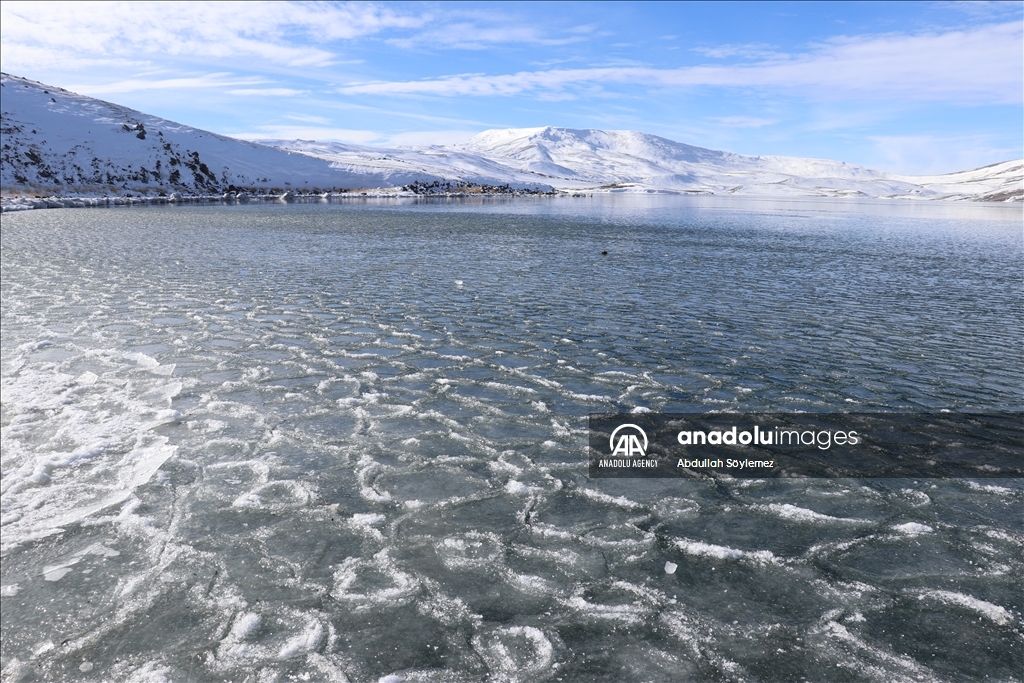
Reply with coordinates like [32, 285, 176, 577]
[0, 187, 585, 213]
[5, 189, 1021, 215]
[0, 191, 388, 212]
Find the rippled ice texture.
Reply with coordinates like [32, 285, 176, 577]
[2, 197, 1022, 683]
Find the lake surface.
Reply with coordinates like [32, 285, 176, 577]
[2, 197, 1022, 682]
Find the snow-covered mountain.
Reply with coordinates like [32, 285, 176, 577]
[0, 73, 445, 195]
[2, 73, 1020, 201]
[267, 128, 1022, 201]
[456, 127, 900, 196]
[253, 139, 555, 190]
[888, 161, 1023, 203]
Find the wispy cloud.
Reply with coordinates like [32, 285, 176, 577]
[341, 22, 1022, 105]
[71, 74, 266, 95]
[691, 43, 785, 60]
[227, 88, 309, 97]
[714, 116, 780, 128]
[0, 1, 426, 71]
[386, 22, 596, 50]
[936, 0, 1024, 21]
[285, 114, 333, 125]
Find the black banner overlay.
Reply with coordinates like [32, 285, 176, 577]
[588, 413, 1024, 478]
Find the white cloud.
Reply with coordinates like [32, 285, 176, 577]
[285, 114, 333, 125]
[692, 43, 785, 60]
[227, 89, 308, 97]
[70, 74, 266, 95]
[340, 22, 1023, 105]
[714, 116, 780, 128]
[937, 0, 1024, 21]
[0, 1, 426, 71]
[386, 20, 595, 50]
[0, 45, 150, 71]
[0, 0, 596, 74]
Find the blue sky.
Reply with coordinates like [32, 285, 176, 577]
[1, 1, 1021, 174]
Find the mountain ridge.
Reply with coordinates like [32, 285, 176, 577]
[2, 73, 1020, 202]
[0, 73, 445, 195]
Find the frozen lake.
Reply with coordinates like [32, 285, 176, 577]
[1, 196, 1021, 682]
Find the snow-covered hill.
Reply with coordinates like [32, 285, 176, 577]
[890, 160, 1023, 203]
[2, 73, 1020, 201]
[269, 128, 1022, 201]
[0, 73, 443, 195]
[254, 139, 556, 190]
[449, 127, 1021, 200]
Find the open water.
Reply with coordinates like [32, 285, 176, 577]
[1, 197, 1022, 682]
